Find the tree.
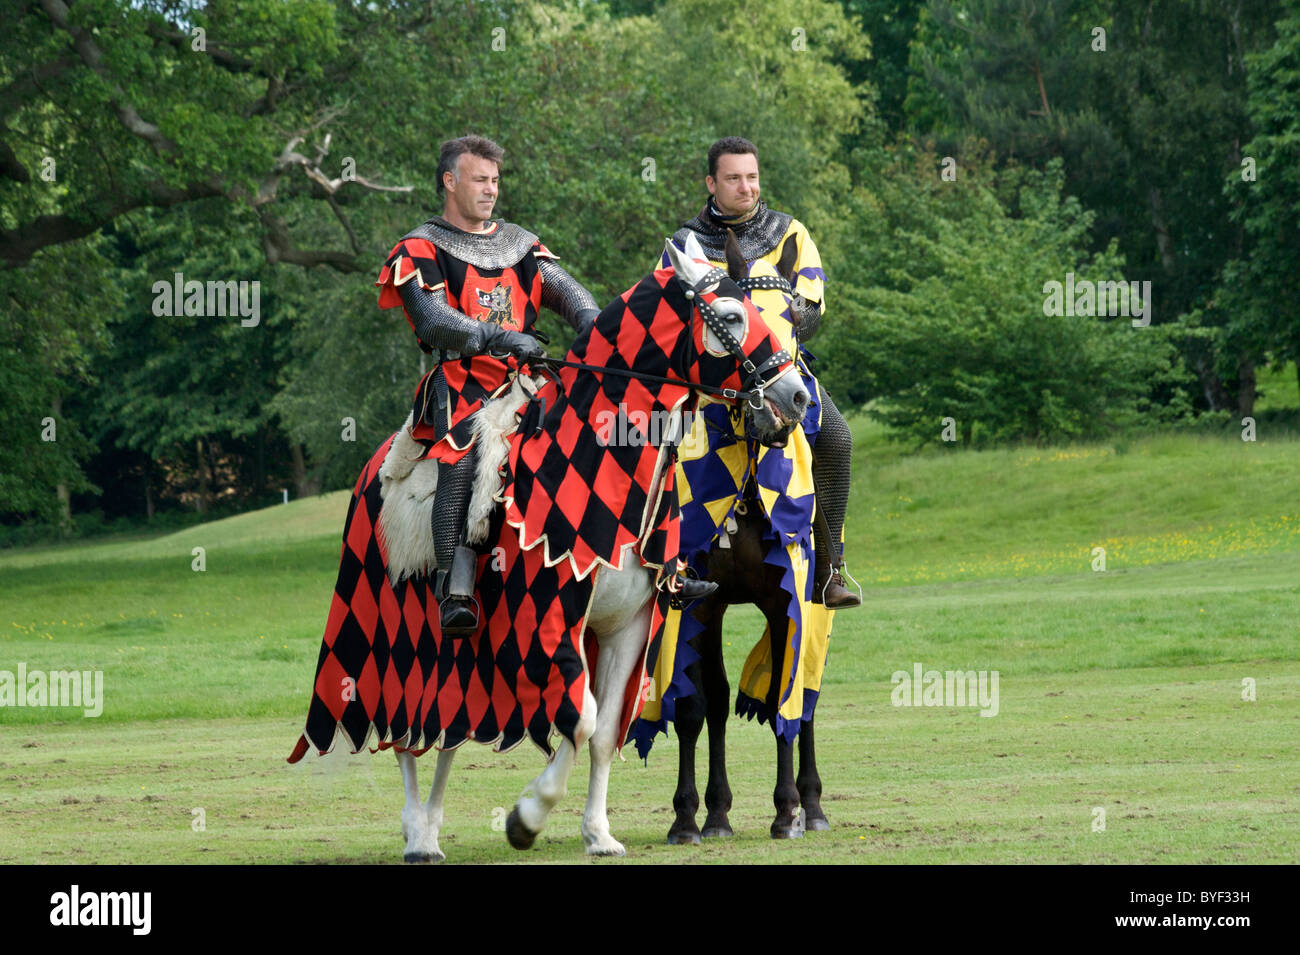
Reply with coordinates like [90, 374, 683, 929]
[0, 236, 119, 526]
[1, 0, 414, 270]
[904, 0, 1281, 414]
[1218, 2, 1300, 403]
[818, 151, 1194, 446]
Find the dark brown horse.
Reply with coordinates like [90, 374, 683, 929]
[666, 495, 830, 842]
[644, 234, 833, 842]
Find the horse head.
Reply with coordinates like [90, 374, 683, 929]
[662, 232, 809, 447]
[713, 229, 812, 448]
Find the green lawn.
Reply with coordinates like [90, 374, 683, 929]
[1, 427, 1296, 863]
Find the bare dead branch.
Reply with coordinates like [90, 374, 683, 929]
[257, 124, 412, 207]
[258, 210, 366, 272]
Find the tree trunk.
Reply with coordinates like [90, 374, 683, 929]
[1195, 356, 1231, 411]
[255, 425, 266, 495]
[1032, 55, 1052, 120]
[51, 397, 72, 534]
[195, 437, 211, 514]
[1148, 187, 1177, 274]
[290, 442, 321, 498]
[290, 441, 306, 500]
[55, 482, 72, 535]
[1236, 354, 1256, 418]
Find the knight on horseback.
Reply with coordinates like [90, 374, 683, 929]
[667, 137, 860, 608]
[379, 135, 721, 637]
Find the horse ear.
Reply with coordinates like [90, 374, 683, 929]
[776, 234, 798, 285]
[664, 232, 712, 289]
[724, 228, 746, 281]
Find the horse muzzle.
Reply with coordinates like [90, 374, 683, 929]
[746, 368, 809, 448]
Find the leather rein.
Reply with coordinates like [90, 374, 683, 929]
[526, 268, 794, 412]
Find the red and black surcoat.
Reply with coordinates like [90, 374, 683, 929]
[375, 223, 556, 463]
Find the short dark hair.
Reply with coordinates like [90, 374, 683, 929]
[436, 135, 504, 194]
[707, 137, 758, 178]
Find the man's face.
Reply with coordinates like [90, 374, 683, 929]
[707, 152, 760, 218]
[445, 153, 499, 225]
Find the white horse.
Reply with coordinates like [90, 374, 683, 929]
[290, 234, 810, 860]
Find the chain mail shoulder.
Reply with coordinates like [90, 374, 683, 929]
[673, 206, 794, 261]
[401, 217, 541, 270]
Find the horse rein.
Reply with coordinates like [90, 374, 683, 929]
[528, 266, 792, 411]
[528, 356, 767, 407]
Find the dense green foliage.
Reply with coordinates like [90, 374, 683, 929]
[2, 0, 1295, 536]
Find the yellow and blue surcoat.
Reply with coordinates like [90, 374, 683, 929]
[632, 212, 832, 754]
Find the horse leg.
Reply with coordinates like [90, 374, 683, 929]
[580, 599, 651, 856]
[698, 604, 735, 838]
[506, 569, 632, 853]
[667, 663, 704, 845]
[398, 748, 455, 863]
[770, 733, 802, 838]
[797, 712, 830, 830]
[506, 735, 580, 851]
[763, 607, 802, 839]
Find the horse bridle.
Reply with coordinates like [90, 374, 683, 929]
[682, 266, 792, 410]
[532, 267, 792, 412]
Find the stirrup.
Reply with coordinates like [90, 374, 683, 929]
[667, 571, 718, 609]
[438, 544, 482, 636]
[818, 561, 862, 609]
[439, 596, 481, 636]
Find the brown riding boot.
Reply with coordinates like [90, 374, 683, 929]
[813, 553, 861, 609]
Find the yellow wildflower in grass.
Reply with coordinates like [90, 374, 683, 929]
[879, 513, 1300, 585]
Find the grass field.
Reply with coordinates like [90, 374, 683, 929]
[1, 420, 1297, 864]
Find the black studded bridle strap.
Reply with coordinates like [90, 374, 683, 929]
[685, 269, 784, 393]
[735, 274, 793, 295]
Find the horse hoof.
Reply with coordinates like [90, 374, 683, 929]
[701, 825, 734, 839]
[805, 815, 831, 832]
[505, 807, 537, 850]
[403, 850, 444, 864]
[667, 829, 702, 845]
[585, 839, 626, 857]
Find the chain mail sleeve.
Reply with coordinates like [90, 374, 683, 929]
[537, 257, 600, 332]
[397, 280, 484, 355]
[793, 296, 824, 342]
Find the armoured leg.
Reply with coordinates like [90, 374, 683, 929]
[433, 449, 480, 635]
[811, 384, 860, 608]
